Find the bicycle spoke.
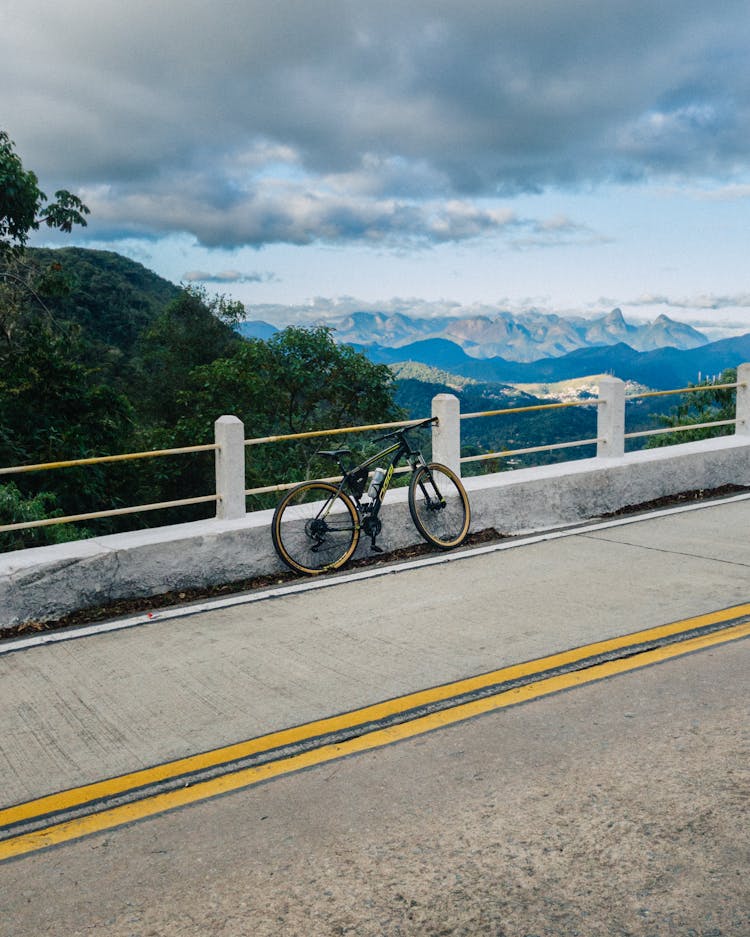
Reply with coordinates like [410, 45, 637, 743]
[408, 463, 470, 549]
[272, 483, 360, 575]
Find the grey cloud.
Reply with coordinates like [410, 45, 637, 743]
[80, 176, 526, 247]
[3, 0, 750, 247]
[629, 292, 750, 310]
[686, 183, 750, 201]
[183, 270, 277, 285]
[509, 215, 609, 251]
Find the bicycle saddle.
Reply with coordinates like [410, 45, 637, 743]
[317, 448, 352, 458]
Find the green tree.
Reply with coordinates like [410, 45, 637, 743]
[0, 319, 136, 519]
[0, 130, 89, 258]
[175, 326, 401, 436]
[1, 132, 92, 367]
[0, 133, 115, 548]
[0, 482, 91, 552]
[646, 368, 737, 447]
[150, 327, 405, 508]
[134, 285, 242, 426]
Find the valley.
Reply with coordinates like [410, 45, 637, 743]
[2, 248, 744, 550]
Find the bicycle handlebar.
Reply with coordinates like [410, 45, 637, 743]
[373, 416, 437, 443]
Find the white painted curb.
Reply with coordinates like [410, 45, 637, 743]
[3, 491, 749, 657]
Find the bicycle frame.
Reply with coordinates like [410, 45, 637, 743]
[335, 422, 431, 510]
[317, 419, 435, 553]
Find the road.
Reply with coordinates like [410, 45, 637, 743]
[1, 497, 749, 935]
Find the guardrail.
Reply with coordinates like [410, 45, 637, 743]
[0, 444, 220, 534]
[1, 366, 748, 538]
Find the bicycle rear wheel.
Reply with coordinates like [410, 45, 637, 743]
[272, 482, 360, 575]
[408, 463, 470, 549]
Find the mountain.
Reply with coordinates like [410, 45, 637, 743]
[329, 311, 441, 347]
[236, 319, 279, 340]
[352, 338, 483, 372]
[25, 247, 181, 354]
[317, 308, 707, 362]
[352, 333, 750, 389]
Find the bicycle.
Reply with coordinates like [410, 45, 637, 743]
[271, 417, 471, 576]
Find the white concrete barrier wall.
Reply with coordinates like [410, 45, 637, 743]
[2, 433, 749, 627]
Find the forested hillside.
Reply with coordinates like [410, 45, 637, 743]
[23, 247, 182, 351]
[393, 374, 670, 475]
[0, 248, 402, 549]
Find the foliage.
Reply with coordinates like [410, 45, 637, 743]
[165, 326, 405, 505]
[0, 138, 125, 546]
[0, 318, 136, 530]
[0, 482, 90, 551]
[1, 137, 92, 354]
[646, 369, 737, 448]
[134, 285, 242, 425]
[0, 131, 89, 258]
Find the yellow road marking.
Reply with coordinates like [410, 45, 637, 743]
[1, 609, 749, 862]
[4, 601, 747, 829]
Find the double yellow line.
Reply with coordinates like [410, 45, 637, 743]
[2, 603, 749, 862]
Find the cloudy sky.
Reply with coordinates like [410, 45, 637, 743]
[3, 0, 750, 337]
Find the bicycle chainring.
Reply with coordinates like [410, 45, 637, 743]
[361, 515, 382, 539]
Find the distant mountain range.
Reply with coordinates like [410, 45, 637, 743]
[348, 333, 750, 390]
[239, 308, 707, 363]
[320, 308, 707, 361]
[237, 309, 750, 389]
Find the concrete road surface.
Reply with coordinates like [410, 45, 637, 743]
[0, 497, 749, 935]
[2, 628, 748, 937]
[1, 498, 748, 807]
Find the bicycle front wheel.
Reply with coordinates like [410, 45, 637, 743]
[408, 463, 470, 549]
[272, 482, 360, 575]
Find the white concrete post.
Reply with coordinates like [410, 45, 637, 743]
[431, 393, 461, 476]
[596, 377, 626, 458]
[214, 415, 246, 520]
[736, 363, 750, 436]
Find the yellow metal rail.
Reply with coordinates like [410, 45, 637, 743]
[458, 381, 744, 465]
[626, 382, 740, 401]
[461, 398, 601, 421]
[244, 465, 413, 497]
[625, 419, 738, 441]
[461, 437, 602, 464]
[0, 443, 217, 476]
[0, 494, 219, 534]
[245, 417, 425, 446]
[458, 398, 601, 466]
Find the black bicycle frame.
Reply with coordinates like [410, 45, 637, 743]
[311, 418, 442, 554]
[339, 424, 429, 513]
